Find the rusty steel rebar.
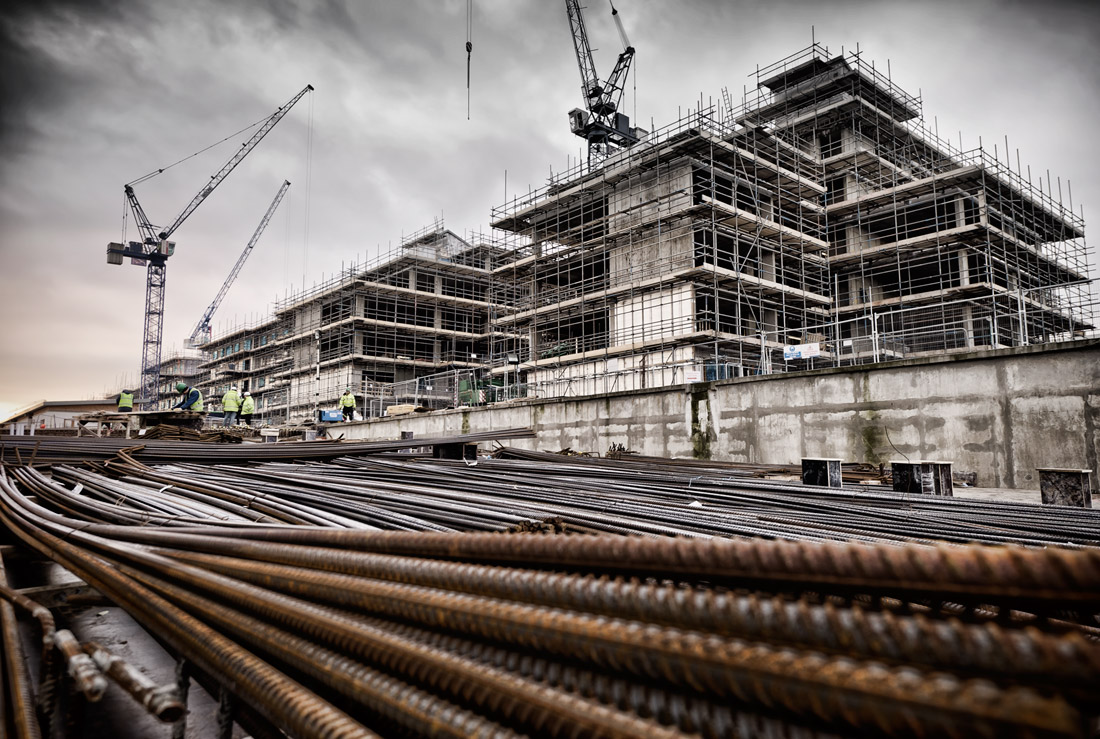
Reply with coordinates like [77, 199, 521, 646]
[0, 554, 41, 739]
[1, 449, 1098, 738]
[109, 571, 522, 739]
[127, 543, 1081, 737]
[0, 474, 381, 739]
[200, 529, 1096, 609]
[147, 540, 1099, 695]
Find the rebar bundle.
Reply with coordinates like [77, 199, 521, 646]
[0, 438, 1097, 738]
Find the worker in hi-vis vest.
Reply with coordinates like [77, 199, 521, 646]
[116, 390, 134, 413]
[221, 386, 241, 427]
[240, 392, 255, 427]
[340, 388, 356, 422]
[173, 382, 204, 411]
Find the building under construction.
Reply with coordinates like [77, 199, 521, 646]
[487, 43, 1091, 399]
[196, 43, 1092, 419]
[197, 223, 508, 423]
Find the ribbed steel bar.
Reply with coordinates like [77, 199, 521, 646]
[0, 428, 534, 466]
[0, 471, 379, 739]
[134, 539, 1098, 693]
[130, 548, 1080, 737]
[117, 568, 520, 739]
[75, 537, 687, 738]
[0, 549, 41, 739]
[1, 442, 1098, 737]
[126, 527, 1097, 610]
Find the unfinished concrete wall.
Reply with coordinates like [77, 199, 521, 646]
[334, 340, 1099, 489]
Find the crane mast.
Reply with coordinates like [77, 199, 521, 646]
[564, 0, 641, 161]
[107, 85, 313, 409]
[187, 180, 291, 349]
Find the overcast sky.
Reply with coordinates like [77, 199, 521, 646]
[1, 0, 1098, 417]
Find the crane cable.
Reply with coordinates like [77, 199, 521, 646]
[125, 114, 269, 187]
[466, 0, 473, 120]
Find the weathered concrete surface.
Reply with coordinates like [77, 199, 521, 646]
[332, 340, 1099, 490]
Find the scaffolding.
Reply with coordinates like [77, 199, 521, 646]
[487, 43, 1093, 400]
[196, 221, 514, 424]
[198, 43, 1094, 419]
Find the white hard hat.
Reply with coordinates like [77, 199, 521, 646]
[244, 391, 251, 396]
[231, 386, 238, 390]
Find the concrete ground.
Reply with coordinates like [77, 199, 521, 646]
[954, 486, 1044, 505]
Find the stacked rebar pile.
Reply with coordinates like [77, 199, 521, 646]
[13, 450, 1094, 545]
[0, 428, 533, 466]
[0, 440, 1097, 737]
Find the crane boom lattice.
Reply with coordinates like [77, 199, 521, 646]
[107, 85, 313, 409]
[187, 180, 291, 348]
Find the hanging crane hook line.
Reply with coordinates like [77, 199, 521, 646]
[125, 114, 271, 187]
[466, 0, 474, 120]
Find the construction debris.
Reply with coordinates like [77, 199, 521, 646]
[137, 424, 246, 443]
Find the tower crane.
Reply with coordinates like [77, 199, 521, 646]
[564, 0, 643, 161]
[107, 84, 313, 408]
[186, 179, 291, 349]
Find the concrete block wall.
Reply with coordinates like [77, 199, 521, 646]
[334, 340, 1099, 489]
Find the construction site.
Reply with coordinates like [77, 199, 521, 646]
[1, 3, 1098, 737]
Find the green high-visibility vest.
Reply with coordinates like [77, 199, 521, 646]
[222, 390, 240, 412]
[187, 390, 204, 412]
[118, 392, 134, 410]
[340, 393, 356, 408]
[241, 397, 255, 414]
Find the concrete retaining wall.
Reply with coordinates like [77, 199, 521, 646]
[332, 340, 1100, 489]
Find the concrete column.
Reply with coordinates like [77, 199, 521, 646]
[961, 305, 976, 349]
[1037, 468, 1093, 508]
[802, 458, 843, 488]
[759, 249, 776, 282]
[957, 250, 970, 286]
[529, 327, 540, 361]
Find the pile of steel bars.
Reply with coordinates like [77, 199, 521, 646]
[0, 429, 533, 466]
[13, 451, 1096, 545]
[0, 442, 1098, 737]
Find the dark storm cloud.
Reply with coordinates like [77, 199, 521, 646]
[0, 1, 137, 155]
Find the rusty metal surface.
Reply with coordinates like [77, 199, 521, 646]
[0, 453, 1098, 738]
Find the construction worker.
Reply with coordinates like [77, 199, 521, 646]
[221, 386, 241, 427]
[340, 388, 356, 422]
[116, 389, 134, 413]
[240, 392, 255, 427]
[172, 382, 204, 411]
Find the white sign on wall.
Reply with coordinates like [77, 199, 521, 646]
[783, 342, 821, 360]
[684, 368, 703, 383]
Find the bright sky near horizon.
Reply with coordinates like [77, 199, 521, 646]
[1, 0, 1098, 419]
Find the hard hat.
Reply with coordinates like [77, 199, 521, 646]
[231, 386, 238, 391]
[175, 382, 187, 392]
[244, 391, 251, 396]
[122, 389, 132, 394]
[345, 388, 351, 392]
